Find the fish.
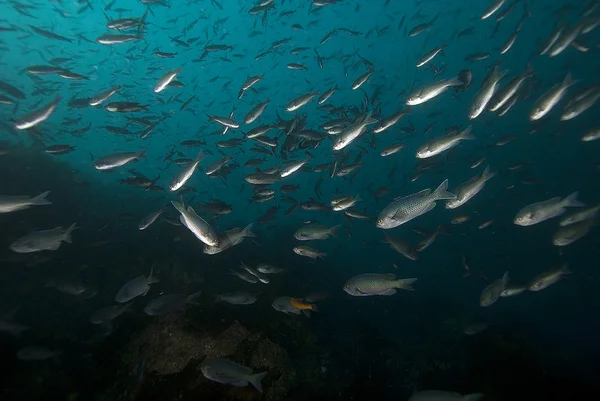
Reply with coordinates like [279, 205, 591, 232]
[500, 285, 528, 297]
[481, 0, 506, 19]
[514, 192, 584, 226]
[0, 191, 51, 213]
[286, 91, 319, 112]
[552, 219, 596, 246]
[445, 166, 496, 209]
[529, 265, 571, 291]
[343, 273, 417, 296]
[143, 292, 201, 315]
[559, 204, 600, 226]
[480, 272, 509, 307]
[14, 95, 61, 130]
[115, 266, 160, 303]
[170, 151, 205, 191]
[172, 201, 219, 247]
[154, 67, 182, 93]
[244, 98, 270, 124]
[383, 234, 418, 260]
[203, 224, 255, 255]
[333, 112, 377, 150]
[89, 303, 131, 324]
[469, 66, 506, 119]
[293, 245, 326, 259]
[257, 263, 285, 274]
[416, 126, 475, 158]
[272, 296, 306, 316]
[10, 223, 77, 253]
[290, 298, 318, 312]
[294, 224, 340, 240]
[530, 73, 577, 121]
[138, 208, 165, 230]
[200, 358, 267, 393]
[377, 180, 456, 229]
[94, 150, 146, 170]
[214, 291, 257, 305]
[416, 225, 448, 252]
[406, 76, 463, 105]
[409, 390, 483, 401]
[17, 346, 61, 361]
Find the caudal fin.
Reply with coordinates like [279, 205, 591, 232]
[329, 224, 341, 238]
[459, 125, 475, 140]
[63, 223, 78, 244]
[31, 191, 51, 206]
[481, 165, 496, 181]
[394, 277, 417, 291]
[247, 371, 267, 393]
[461, 394, 484, 401]
[432, 179, 457, 201]
[563, 191, 585, 208]
[241, 223, 256, 238]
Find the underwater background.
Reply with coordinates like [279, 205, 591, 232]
[0, 0, 599, 400]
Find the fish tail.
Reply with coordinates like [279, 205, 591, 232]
[171, 200, 185, 214]
[432, 179, 456, 200]
[459, 125, 475, 140]
[310, 303, 319, 312]
[186, 291, 202, 305]
[31, 191, 52, 206]
[481, 165, 496, 181]
[137, 149, 147, 159]
[241, 223, 256, 238]
[317, 252, 327, 259]
[562, 72, 577, 88]
[560, 263, 572, 275]
[502, 271, 510, 286]
[247, 371, 267, 393]
[563, 191, 585, 208]
[394, 277, 417, 291]
[461, 394, 484, 401]
[63, 223, 78, 243]
[148, 264, 160, 284]
[329, 224, 341, 238]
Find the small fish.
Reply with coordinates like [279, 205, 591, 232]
[377, 180, 456, 229]
[552, 219, 596, 246]
[200, 358, 267, 393]
[514, 192, 584, 226]
[154, 67, 182, 93]
[94, 150, 146, 170]
[480, 272, 509, 307]
[409, 390, 483, 401]
[172, 201, 219, 247]
[343, 273, 416, 296]
[10, 223, 77, 253]
[214, 291, 257, 305]
[170, 151, 205, 191]
[530, 73, 576, 121]
[529, 265, 571, 292]
[0, 191, 51, 213]
[416, 126, 475, 158]
[294, 224, 339, 240]
[293, 245, 326, 259]
[14, 95, 61, 130]
[143, 292, 201, 315]
[115, 266, 159, 303]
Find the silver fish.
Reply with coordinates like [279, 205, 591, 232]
[377, 180, 455, 229]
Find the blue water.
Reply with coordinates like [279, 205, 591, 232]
[0, 0, 599, 400]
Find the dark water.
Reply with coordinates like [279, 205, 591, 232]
[0, 0, 599, 400]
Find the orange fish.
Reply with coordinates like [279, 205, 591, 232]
[290, 298, 319, 312]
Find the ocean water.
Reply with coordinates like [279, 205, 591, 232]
[0, 0, 599, 400]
